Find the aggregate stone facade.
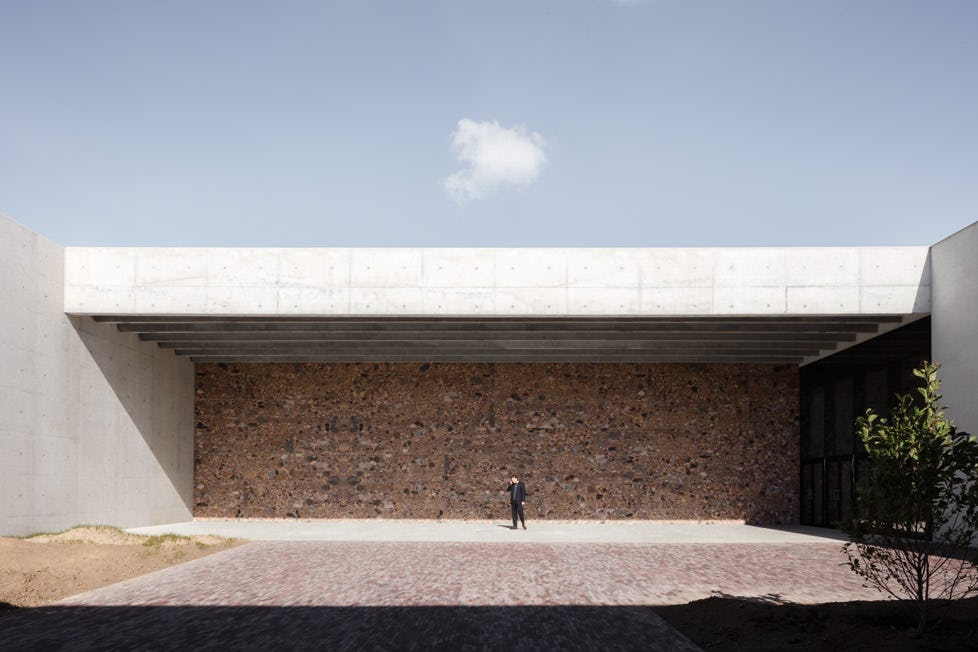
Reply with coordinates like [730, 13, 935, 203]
[194, 363, 799, 523]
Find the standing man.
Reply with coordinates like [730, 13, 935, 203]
[507, 475, 527, 530]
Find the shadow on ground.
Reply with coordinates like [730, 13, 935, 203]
[654, 595, 978, 652]
[0, 605, 698, 651]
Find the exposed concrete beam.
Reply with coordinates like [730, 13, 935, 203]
[168, 340, 822, 352]
[175, 346, 819, 357]
[94, 315, 904, 324]
[189, 354, 807, 363]
[154, 339, 833, 352]
[115, 320, 892, 334]
[141, 331, 855, 343]
[94, 314, 902, 363]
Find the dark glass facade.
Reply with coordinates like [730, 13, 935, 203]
[799, 318, 931, 527]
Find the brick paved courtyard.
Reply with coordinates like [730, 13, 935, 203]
[0, 537, 884, 651]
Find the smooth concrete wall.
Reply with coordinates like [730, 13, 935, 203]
[0, 215, 194, 536]
[64, 246, 931, 316]
[931, 222, 978, 435]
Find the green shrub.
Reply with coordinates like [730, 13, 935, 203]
[842, 362, 978, 633]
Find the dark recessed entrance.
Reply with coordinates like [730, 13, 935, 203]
[799, 317, 931, 528]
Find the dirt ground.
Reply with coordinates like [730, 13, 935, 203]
[0, 526, 239, 610]
[4, 531, 978, 650]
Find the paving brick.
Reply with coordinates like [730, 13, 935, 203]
[0, 539, 887, 650]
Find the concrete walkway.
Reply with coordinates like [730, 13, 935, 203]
[127, 518, 848, 544]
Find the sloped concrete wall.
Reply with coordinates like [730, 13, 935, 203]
[0, 215, 194, 536]
[931, 222, 978, 434]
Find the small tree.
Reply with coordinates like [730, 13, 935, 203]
[842, 362, 978, 634]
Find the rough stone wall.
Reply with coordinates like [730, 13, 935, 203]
[194, 363, 799, 524]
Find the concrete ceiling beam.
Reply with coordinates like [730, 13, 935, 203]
[142, 331, 855, 343]
[116, 320, 888, 334]
[95, 315, 903, 363]
[188, 354, 806, 364]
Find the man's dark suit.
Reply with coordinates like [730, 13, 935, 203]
[507, 480, 527, 528]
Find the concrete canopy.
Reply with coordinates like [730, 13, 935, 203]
[65, 245, 931, 364]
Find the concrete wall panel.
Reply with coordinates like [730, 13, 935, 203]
[421, 288, 495, 314]
[350, 249, 423, 287]
[860, 285, 930, 313]
[349, 287, 424, 313]
[64, 247, 137, 287]
[67, 285, 138, 314]
[135, 248, 209, 287]
[639, 287, 713, 314]
[713, 287, 787, 314]
[133, 286, 208, 313]
[787, 286, 861, 313]
[859, 246, 932, 287]
[567, 249, 640, 288]
[205, 249, 279, 287]
[421, 249, 495, 288]
[205, 286, 278, 313]
[638, 249, 715, 288]
[931, 222, 978, 435]
[494, 249, 568, 288]
[786, 247, 859, 286]
[714, 249, 786, 287]
[277, 249, 351, 287]
[277, 287, 350, 314]
[0, 215, 194, 536]
[567, 288, 641, 314]
[1, 431, 33, 515]
[494, 288, 568, 314]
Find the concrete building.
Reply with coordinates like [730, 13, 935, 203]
[1, 213, 975, 536]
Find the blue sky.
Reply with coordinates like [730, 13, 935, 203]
[1, 1, 975, 246]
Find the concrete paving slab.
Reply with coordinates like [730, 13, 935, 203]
[126, 518, 848, 544]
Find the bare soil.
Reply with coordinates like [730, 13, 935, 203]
[0, 526, 239, 610]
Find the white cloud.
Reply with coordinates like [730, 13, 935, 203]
[444, 119, 547, 204]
